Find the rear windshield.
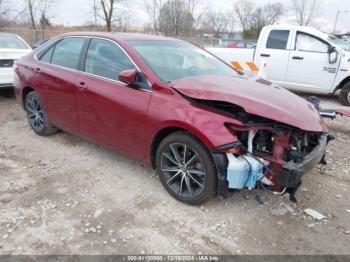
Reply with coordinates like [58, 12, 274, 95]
[0, 34, 28, 49]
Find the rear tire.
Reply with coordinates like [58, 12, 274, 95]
[339, 83, 350, 106]
[156, 131, 217, 205]
[25, 91, 57, 136]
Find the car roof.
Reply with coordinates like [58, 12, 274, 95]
[59, 32, 181, 42]
[0, 32, 20, 37]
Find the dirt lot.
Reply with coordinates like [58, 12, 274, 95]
[0, 90, 349, 255]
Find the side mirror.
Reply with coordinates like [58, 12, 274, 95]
[328, 46, 338, 64]
[118, 69, 149, 90]
[118, 69, 137, 84]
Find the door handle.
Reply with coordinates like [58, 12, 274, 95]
[292, 56, 304, 60]
[35, 67, 40, 72]
[260, 53, 271, 57]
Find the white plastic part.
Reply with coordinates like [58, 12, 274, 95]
[242, 155, 264, 190]
[247, 130, 257, 153]
[304, 209, 327, 220]
[226, 154, 250, 189]
[260, 176, 274, 186]
[226, 153, 265, 190]
[258, 60, 267, 79]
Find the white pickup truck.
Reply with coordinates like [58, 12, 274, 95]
[207, 25, 350, 106]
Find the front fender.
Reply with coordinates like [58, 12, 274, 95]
[147, 91, 242, 150]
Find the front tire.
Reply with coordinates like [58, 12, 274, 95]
[25, 91, 57, 136]
[339, 83, 350, 106]
[156, 131, 217, 205]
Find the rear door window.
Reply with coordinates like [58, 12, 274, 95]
[84, 38, 135, 80]
[266, 30, 290, 49]
[51, 38, 86, 70]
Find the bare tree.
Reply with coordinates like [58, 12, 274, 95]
[0, 0, 10, 26]
[22, 0, 57, 42]
[89, 0, 129, 32]
[114, 8, 131, 32]
[186, 0, 199, 35]
[0, 1, 27, 27]
[0, 0, 10, 17]
[248, 7, 265, 38]
[24, 0, 37, 30]
[186, 0, 197, 15]
[86, 0, 100, 28]
[23, 0, 57, 30]
[100, 0, 115, 31]
[289, 0, 322, 26]
[143, 0, 163, 34]
[264, 3, 284, 25]
[248, 3, 284, 38]
[234, 0, 254, 33]
[158, 0, 194, 36]
[199, 9, 235, 38]
[92, 0, 99, 27]
[95, 0, 126, 32]
[38, 0, 56, 30]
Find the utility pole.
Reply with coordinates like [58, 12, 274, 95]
[93, 0, 98, 28]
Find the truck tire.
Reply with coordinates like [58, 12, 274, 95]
[339, 83, 350, 106]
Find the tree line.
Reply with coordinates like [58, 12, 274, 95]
[0, 0, 323, 39]
[144, 0, 322, 38]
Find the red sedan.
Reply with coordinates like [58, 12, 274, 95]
[13, 32, 330, 204]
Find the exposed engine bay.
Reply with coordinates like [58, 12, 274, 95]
[186, 96, 333, 202]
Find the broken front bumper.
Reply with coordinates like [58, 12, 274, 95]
[276, 134, 328, 188]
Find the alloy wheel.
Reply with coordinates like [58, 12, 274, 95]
[160, 143, 206, 198]
[26, 95, 44, 131]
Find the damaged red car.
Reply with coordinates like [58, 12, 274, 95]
[13, 33, 332, 205]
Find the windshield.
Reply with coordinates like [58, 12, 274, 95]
[127, 40, 239, 82]
[327, 34, 350, 51]
[0, 34, 28, 49]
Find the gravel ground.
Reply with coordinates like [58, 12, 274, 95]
[0, 90, 349, 255]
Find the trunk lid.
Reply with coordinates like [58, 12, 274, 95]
[0, 48, 32, 60]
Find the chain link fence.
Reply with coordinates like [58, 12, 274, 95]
[0, 27, 256, 48]
[0, 28, 66, 46]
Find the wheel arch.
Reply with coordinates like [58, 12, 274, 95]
[22, 86, 35, 109]
[334, 76, 350, 93]
[150, 125, 213, 169]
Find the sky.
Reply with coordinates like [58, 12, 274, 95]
[51, 0, 350, 34]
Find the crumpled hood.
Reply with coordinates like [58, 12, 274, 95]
[171, 75, 325, 132]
